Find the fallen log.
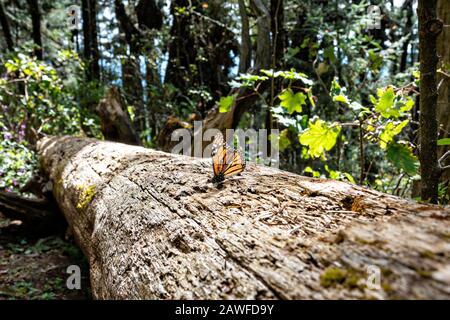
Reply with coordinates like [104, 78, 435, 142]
[0, 178, 65, 236]
[37, 136, 450, 299]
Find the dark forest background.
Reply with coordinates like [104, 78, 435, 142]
[0, 0, 449, 202]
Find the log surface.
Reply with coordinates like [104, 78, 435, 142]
[37, 136, 450, 299]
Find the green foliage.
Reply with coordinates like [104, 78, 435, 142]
[261, 69, 313, 85]
[279, 89, 306, 114]
[269, 129, 291, 152]
[218, 94, 237, 113]
[437, 138, 450, 146]
[0, 0, 425, 201]
[330, 78, 350, 106]
[299, 120, 341, 159]
[0, 139, 36, 191]
[325, 165, 356, 184]
[372, 87, 399, 118]
[379, 120, 409, 149]
[0, 51, 100, 192]
[386, 143, 419, 176]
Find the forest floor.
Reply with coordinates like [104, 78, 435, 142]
[0, 212, 91, 300]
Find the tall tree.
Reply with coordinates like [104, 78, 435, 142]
[0, 1, 14, 51]
[250, 0, 271, 70]
[399, 0, 414, 72]
[165, 0, 237, 114]
[114, 0, 164, 136]
[238, 0, 251, 73]
[81, 0, 100, 81]
[270, 0, 285, 67]
[436, 0, 450, 188]
[26, 0, 42, 60]
[418, 0, 443, 203]
[114, 0, 146, 135]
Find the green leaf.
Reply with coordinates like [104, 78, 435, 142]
[349, 102, 364, 110]
[374, 87, 399, 118]
[307, 89, 316, 108]
[343, 172, 356, 184]
[270, 129, 291, 152]
[324, 46, 336, 63]
[278, 129, 291, 151]
[400, 98, 414, 113]
[333, 94, 350, 105]
[379, 120, 409, 149]
[330, 78, 342, 96]
[299, 119, 341, 159]
[437, 138, 450, 146]
[218, 94, 236, 113]
[387, 143, 419, 175]
[304, 166, 320, 178]
[261, 69, 313, 85]
[368, 49, 383, 72]
[279, 89, 307, 114]
[260, 69, 276, 77]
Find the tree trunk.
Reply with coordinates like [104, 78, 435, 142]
[400, 0, 414, 72]
[26, 0, 43, 60]
[238, 0, 251, 73]
[165, 0, 237, 113]
[37, 136, 450, 299]
[95, 86, 141, 146]
[114, 0, 146, 136]
[418, 0, 443, 203]
[250, 0, 271, 70]
[0, 1, 14, 51]
[81, 0, 100, 81]
[437, 0, 450, 185]
[199, 0, 272, 135]
[270, 0, 285, 67]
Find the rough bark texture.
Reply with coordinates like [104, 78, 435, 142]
[26, 0, 43, 60]
[81, 0, 100, 81]
[0, 1, 14, 51]
[437, 0, 450, 183]
[250, 0, 271, 70]
[400, 0, 414, 72]
[96, 87, 141, 146]
[114, 0, 146, 134]
[238, 0, 251, 73]
[418, 0, 443, 203]
[36, 136, 450, 299]
[0, 190, 64, 235]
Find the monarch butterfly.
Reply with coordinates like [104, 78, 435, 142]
[211, 133, 246, 183]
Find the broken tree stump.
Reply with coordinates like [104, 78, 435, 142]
[37, 136, 450, 299]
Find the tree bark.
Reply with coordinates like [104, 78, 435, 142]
[0, 190, 65, 236]
[418, 0, 443, 203]
[437, 0, 450, 184]
[26, 0, 43, 60]
[114, 0, 146, 136]
[400, 0, 414, 72]
[81, 0, 100, 81]
[250, 0, 271, 70]
[270, 0, 285, 67]
[200, 0, 272, 134]
[165, 0, 237, 113]
[95, 86, 141, 146]
[37, 136, 450, 299]
[238, 0, 251, 73]
[0, 1, 14, 51]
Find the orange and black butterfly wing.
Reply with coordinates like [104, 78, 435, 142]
[211, 133, 246, 183]
[211, 133, 227, 182]
[212, 145, 227, 176]
[223, 149, 246, 177]
[211, 133, 225, 176]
